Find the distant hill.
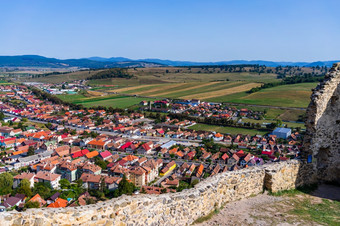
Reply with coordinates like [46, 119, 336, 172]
[0, 55, 338, 68]
[0, 55, 161, 68]
[89, 57, 339, 67]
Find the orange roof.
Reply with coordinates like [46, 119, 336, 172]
[215, 133, 223, 138]
[12, 150, 24, 156]
[196, 164, 204, 177]
[122, 155, 138, 162]
[29, 194, 46, 207]
[88, 140, 106, 146]
[169, 148, 178, 155]
[176, 151, 184, 157]
[47, 198, 68, 208]
[85, 151, 99, 159]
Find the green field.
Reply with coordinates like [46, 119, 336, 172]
[58, 94, 156, 108]
[0, 80, 14, 85]
[204, 83, 317, 108]
[241, 118, 305, 129]
[188, 123, 268, 136]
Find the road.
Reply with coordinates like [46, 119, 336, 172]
[4, 113, 213, 146]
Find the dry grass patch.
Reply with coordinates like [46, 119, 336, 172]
[149, 82, 222, 97]
[135, 83, 185, 95]
[86, 90, 105, 96]
[182, 83, 261, 100]
[107, 84, 155, 93]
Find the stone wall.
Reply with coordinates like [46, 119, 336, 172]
[303, 62, 340, 184]
[0, 160, 302, 226]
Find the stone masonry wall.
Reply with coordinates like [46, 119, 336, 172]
[0, 160, 302, 226]
[303, 62, 340, 184]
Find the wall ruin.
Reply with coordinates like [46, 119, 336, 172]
[0, 161, 303, 226]
[303, 62, 340, 184]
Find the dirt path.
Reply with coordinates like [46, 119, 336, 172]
[196, 185, 340, 226]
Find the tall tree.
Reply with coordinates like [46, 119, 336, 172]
[0, 173, 13, 195]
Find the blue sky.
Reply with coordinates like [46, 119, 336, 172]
[0, 0, 339, 61]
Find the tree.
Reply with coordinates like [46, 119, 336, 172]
[33, 182, 52, 199]
[24, 201, 40, 209]
[16, 179, 32, 197]
[0, 172, 13, 195]
[118, 175, 135, 196]
[95, 159, 108, 170]
[59, 179, 70, 189]
[0, 112, 4, 121]
[27, 146, 35, 156]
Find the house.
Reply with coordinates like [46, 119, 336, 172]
[0, 126, 13, 137]
[137, 142, 153, 155]
[160, 161, 176, 176]
[76, 192, 96, 206]
[47, 197, 68, 208]
[35, 171, 61, 189]
[13, 172, 35, 188]
[28, 194, 46, 207]
[81, 162, 102, 175]
[129, 167, 147, 187]
[87, 139, 106, 149]
[227, 154, 240, 168]
[57, 161, 78, 182]
[99, 150, 112, 160]
[161, 178, 179, 188]
[80, 173, 102, 190]
[47, 192, 60, 204]
[196, 164, 204, 178]
[103, 176, 122, 191]
[72, 149, 89, 158]
[213, 133, 224, 141]
[122, 155, 139, 164]
[0, 196, 22, 208]
[85, 151, 99, 159]
[55, 145, 70, 157]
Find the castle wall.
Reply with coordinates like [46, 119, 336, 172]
[0, 161, 302, 226]
[303, 63, 340, 183]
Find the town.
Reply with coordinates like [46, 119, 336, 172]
[0, 83, 301, 211]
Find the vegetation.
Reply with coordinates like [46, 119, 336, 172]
[0, 172, 13, 195]
[14, 179, 32, 197]
[290, 198, 340, 225]
[87, 68, 132, 80]
[188, 123, 268, 136]
[24, 201, 40, 209]
[248, 74, 324, 93]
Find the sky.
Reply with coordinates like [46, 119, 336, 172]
[0, 0, 339, 62]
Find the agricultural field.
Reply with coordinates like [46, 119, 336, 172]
[26, 66, 319, 114]
[23, 70, 104, 83]
[188, 123, 268, 136]
[58, 93, 156, 109]
[204, 82, 318, 108]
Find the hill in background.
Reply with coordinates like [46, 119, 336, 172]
[0, 55, 339, 68]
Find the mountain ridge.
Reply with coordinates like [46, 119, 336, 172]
[0, 55, 338, 68]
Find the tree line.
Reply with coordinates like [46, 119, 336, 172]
[86, 68, 132, 80]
